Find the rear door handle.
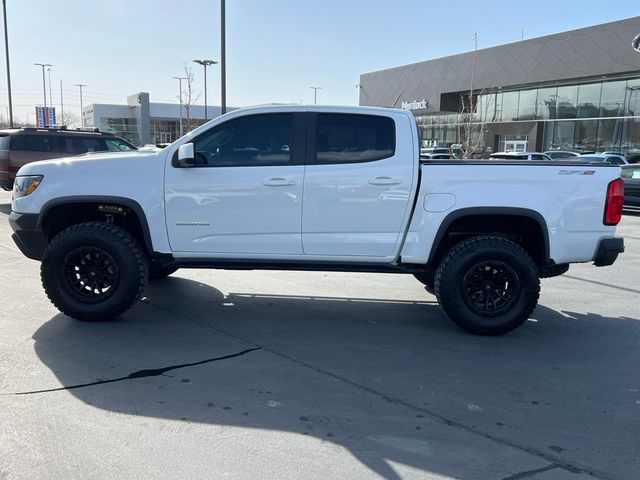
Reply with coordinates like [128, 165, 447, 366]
[263, 177, 296, 186]
[368, 176, 402, 186]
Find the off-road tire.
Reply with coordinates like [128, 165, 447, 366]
[434, 235, 540, 335]
[41, 222, 149, 321]
[149, 264, 178, 280]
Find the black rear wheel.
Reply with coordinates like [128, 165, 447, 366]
[41, 222, 148, 321]
[434, 236, 540, 335]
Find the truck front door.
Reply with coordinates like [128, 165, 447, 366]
[165, 112, 305, 255]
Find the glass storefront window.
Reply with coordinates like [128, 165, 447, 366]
[625, 79, 640, 116]
[552, 121, 576, 150]
[575, 120, 598, 152]
[555, 85, 577, 119]
[478, 93, 497, 122]
[600, 80, 627, 117]
[536, 86, 557, 119]
[621, 117, 640, 161]
[517, 89, 537, 120]
[576, 83, 601, 118]
[597, 118, 624, 152]
[500, 91, 519, 122]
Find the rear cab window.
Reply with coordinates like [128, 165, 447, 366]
[314, 113, 395, 164]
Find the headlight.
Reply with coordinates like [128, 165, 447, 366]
[13, 175, 43, 199]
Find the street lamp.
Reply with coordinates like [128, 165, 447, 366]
[193, 59, 217, 120]
[220, 0, 226, 114]
[75, 84, 86, 127]
[2, 0, 14, 127]
[34, 62, 52, 123]
[310, 86, 322, 105]
[47, 67, 53, 120]
[173, 76, 187, 137]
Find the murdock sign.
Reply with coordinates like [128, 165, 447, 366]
[401, 99, 429, 111]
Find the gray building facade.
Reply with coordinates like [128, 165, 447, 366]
[359, 17, 640, 158]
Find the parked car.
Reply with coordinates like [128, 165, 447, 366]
[431, 147, 450, 154]
[621, 164, 640, 212]
[0, 127, 136, 190]
[421, 153, 457, 160]
[490, 152, 552, 161]
[574, 153, 629, 165]
[9, 105, 624, 336]
[544, 150, 580, 159]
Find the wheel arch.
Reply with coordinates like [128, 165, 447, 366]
[39, 195, 154, 256]
[427, 207, 550, 267]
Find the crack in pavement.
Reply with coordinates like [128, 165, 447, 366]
[3, 347, 262, 395]
[500, 464, 565, 480]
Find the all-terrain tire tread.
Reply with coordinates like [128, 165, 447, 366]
[434, 235, 540, 335]
[40, 222, 148, 320]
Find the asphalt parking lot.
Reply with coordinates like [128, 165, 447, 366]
[0, 188, 638, 480]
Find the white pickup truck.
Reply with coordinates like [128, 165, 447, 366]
[8, 105, 625, 335]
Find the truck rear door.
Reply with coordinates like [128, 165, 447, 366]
[302, 110, 417, 258]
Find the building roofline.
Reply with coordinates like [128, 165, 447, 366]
[361, 15, 640, 77]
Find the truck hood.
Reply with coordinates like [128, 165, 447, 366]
[16, 151, 160, 176]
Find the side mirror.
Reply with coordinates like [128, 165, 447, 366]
[176, 143, 195, 167]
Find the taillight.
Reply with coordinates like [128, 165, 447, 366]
[604, 178, 624, 225]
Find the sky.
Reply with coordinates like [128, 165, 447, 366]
[0, 0, 638, 123]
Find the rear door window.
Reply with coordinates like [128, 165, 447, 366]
[0, 135, 9, 151]
[314, 113, 395, 164]
[10, 135, 54, 152]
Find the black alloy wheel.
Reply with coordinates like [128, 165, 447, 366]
[41, 222, 148, 321]
[434, 235, 540, 335]
[461, 260, 520, 317]
[61, 247, 120, 303]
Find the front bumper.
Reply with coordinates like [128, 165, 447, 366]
[8, 211, 47, 261]
[593, 237, 624, 267]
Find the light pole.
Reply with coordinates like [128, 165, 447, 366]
[193, 59, 217, 120]
[220, 0, 226, 114]
[310, 86, 322, 105]
[355, 84, 362, 104]
[34, 62, 52, 123]
[173, 76, 187, 137]
[2, 0, 14, 127]
[75, 84, 86, 127]
[59, 79, 64, 125]
[47, 67, 53, 121]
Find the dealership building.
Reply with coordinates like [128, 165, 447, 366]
[359, 16, 640, 158]
[83, 92, 226, 146]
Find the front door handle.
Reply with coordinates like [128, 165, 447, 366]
[368, 176, 402, 186]
[263, 177, 296, 186]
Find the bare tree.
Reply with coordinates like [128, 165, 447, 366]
[58, 110, 80, 128]
[459, 33, 494, 159]
[181, 63, 201, 132]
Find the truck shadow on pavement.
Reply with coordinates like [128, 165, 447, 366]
[26, 275, 640, 480]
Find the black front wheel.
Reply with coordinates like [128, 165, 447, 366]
[41, 222, 149, 321]
[434, 236, 540, 335]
